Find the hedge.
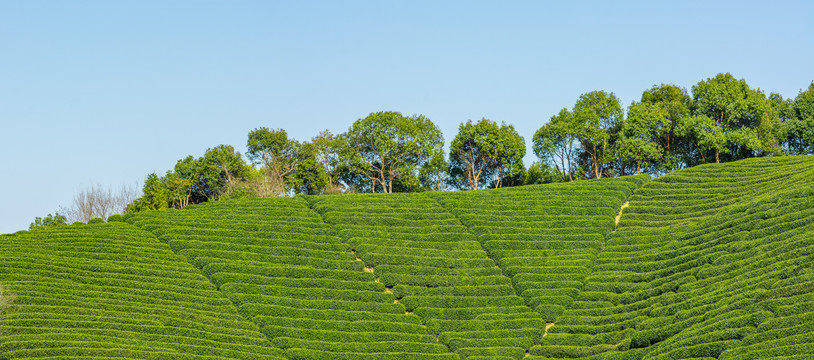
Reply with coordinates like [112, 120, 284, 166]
[284, 348, 459, 360]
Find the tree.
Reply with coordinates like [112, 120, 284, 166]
[491, 123, 526, 188]
[127, 173, 171, 212]
[533, 108, 579, 181]
[29, 213, 67, 230]
[419, 150, 448, 191]
[522, 162, 560, 185]
[617, 101, 667, 174]
[59, 183, 139, 223]
[691, 73, 772, 162]
[341, 111, 443, 193]
[784, 82, 814, 154]
[310, 130, 343, 192]
[639, 84, 693, 170]
[128, 145, 254, 212]
[448, 118, 526, 190]
[675, 114, 728, 164]
[177, 145, 254, 203]
[289, 142, 329, 195]
[246, 128, 300, 196]
[572, 91, 623, 178]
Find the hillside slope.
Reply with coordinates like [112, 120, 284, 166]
[1, 156, 812, 360]
[0, 222, 283, 359]
[126, 196, 456, 360]
[431, 176, 647, 324]
[309, 192, 545, 359]
[532, 156, 814, 359]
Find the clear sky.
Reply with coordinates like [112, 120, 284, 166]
[1, 0, 812, 234]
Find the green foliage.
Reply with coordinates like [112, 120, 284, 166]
[617, 101, 667, 174]
[128, 172, 171, 212]
[339, 111, 443, 193]
[690, 73, 772, 162]
[448, 118, 526, 190]
[128, 145, 255, 213]
[534, 78, 808, 177]
[783, 82, 814, 155]
[521, 162, 561, 185]
[0, 222, 284, 358]
[125, 196, 449, 359]
[289, 143, 329, 195]
[28, 212, 67, 230]
[572, 91, 624, 178]
[639, 84, 693, 169]
[533, 108, 579, 181]
[179, 144, 255, 202]
[675, 114, 728, 164]
[419, 150, 449, 191]
[7, 152, 814, 360]
[247, 127, 300, 195]
[310, 191, 542, 358]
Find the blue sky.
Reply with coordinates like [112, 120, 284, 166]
[1, 1, 813, 234]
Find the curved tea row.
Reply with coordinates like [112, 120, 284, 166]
[431, 177, 647, 323]
[310, 193, 545, 360]
[126, 197, 455, 360]
[532, 156, 814, 359]
[2, 156, 811, 360]
[0, 222, 282, 359]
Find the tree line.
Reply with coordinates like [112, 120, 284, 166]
[30, 73, 814, 227]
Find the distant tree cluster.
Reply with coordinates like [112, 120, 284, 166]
[29, 213, 67, 230]
[535, 74, 814, 179]
[127, 145, 259, 212]
[32, 73, 811, 222]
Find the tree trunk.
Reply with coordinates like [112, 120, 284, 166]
[379, 167, 386, 193]
[593, 144, 601, 179]
[594, 158, 601, 179]
[715, 150, 720, 163]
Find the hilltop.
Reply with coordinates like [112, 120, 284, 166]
[1, 156, 812, 359]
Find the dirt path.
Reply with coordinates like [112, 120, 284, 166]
[543, 323, 554, 337]
[615, 201, 630, 227]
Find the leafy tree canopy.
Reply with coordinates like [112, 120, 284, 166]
[572, 90, 623, 178]
[29, 213, 67, 230]
[449, 118, 525, 190]
[341, 111, 443, 193]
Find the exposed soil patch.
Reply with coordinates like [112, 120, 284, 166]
[543, 323, 554, 337]
[0, 283, 16, 336]
[0, 283, 14, 313]
[615, 201, 630, 227]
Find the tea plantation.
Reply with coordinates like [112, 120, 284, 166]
[1, 156, 812, 359]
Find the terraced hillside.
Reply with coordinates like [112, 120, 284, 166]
[432, 176, 647, 323]
[126, 197, 455, 360]
[309, 193, 545, 359]
[1, 156, 812, 359]
[532, 156, 814, 359]
[0, 222, 283, 359]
